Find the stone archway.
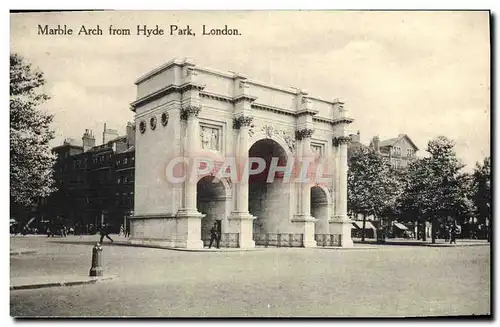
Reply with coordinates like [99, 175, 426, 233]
[311, 185, 330, 234]
[248, 138, 290, 234]
[196, 176, 229, 243]
[130, 58, 354, 248]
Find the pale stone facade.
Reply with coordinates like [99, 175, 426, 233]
[129, 58, 354, 248]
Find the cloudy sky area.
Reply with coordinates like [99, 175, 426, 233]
[10, 11, 490, 170]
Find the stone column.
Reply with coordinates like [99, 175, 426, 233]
[337, 138, 349, 219]
[184, 108, 199, 212]
[175, 105, 204, 249]
[292, 128, 317, 247]
[329, 136, 353, 247]
[228, 116, 255, 248]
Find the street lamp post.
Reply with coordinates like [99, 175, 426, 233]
[486, 202, 490, 243]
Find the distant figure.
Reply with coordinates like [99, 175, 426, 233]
[99, 223, 114, 243]
[449, 222, 461, 244]
[125, 223, 130, 238]
[208, 222, 220, 249]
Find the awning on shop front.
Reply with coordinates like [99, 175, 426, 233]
[394, 222, 409, 230]
[352, 221, 376, 230]
[364, 221, 376, 230]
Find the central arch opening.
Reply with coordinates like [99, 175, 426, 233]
[197, 176, 226, 243]
[248, 138, 290, 234]
[311, 186, 329, 234]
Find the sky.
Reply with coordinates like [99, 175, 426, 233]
[10, 10, 490, 170]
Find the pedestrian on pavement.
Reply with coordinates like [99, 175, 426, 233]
[125, 223, 130, 238]
[449, 222, 460, 244]
[99, 223, 114, 243]
[208, 222, 220, 249]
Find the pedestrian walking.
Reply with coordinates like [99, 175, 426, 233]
[449, 222, 460, 244]
[208, 222, 220, 249]
[99, 223, 114, 243]
[125, 223, 130, 238]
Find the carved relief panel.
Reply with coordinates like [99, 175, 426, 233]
[200, 124, 222, 152]
[311, 143, 323, 158]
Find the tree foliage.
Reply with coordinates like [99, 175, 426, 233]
[347, 146, 401, 240]
[398, 136, 472, 242]
[10, 53, 56, 207]
[472, 156, 491, 225]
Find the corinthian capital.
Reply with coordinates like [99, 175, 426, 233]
[332, 136, 351, 146]
[233, 116, 254, 129]
[180, 105, 201, 120]
[295, 128, 314, 140]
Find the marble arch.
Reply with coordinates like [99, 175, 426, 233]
[129, 58, 354, 248]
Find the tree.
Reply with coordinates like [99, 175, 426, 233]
[472, 157, 491, 241]
[399, 136, 471, 243]
[379, 166, 407, 223]
[10, 53, 56, 209]
[398, 157, 433, 241]
[348, 147, 397, 241]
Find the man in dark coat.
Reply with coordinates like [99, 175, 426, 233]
[99, 223, 114, 243]
[208, 222, 220, 249]
[449, 222, 461, 244]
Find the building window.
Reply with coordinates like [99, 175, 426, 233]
[124, 158, 128, 165]
[117, 177, 121, 184]
[406, 149, 415, 158]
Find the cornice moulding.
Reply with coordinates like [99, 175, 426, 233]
[130, 83, 205, 111]
[134, 58, 195, 85]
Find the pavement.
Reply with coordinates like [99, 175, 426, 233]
[10, 235, 490, 317]
[353, 238, 490, 247]
[10, 275, 116, 291]
[10, 249, 38, 256]
[45, 235, 379, 251]
[54, 237, 263, 252]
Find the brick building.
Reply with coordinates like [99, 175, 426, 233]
[370, 134, 419, 169]
[39, 123, 135, 232]
[348, 131, 419, 169]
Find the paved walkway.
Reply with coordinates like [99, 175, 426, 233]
[10, 249, 38, 256]
[353, 238, 490, 247]
[10, 237, 490, 317]
[11, 275, 116, 291]
[51, 236, 374, 251]
[51, 238, 262, 252]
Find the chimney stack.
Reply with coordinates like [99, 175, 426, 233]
[82, 129, 95, 152]
[102, 123, 119, 144]
[372, 136, 380, 152]
[349, 130, 361, 143]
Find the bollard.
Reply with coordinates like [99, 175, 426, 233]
[89, 242, 103, 277]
